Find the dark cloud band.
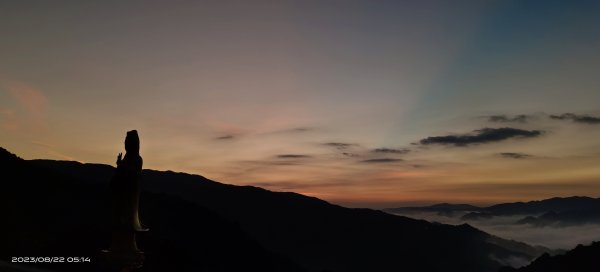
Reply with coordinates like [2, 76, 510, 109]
[420, 127, 542, 146]
[498, 152, 531, 159]
[216, 135, 234, 140]
[277, 154, 312, 159]
[550, 113, 600, 124]
[323, 142, 357, 150]
[371, 148, 410, 154]
[488, 114, 529, 123]
[360, 158, 403, 163]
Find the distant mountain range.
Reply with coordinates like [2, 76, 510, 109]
[384, 203, 483, 217]
[384, 196, 600, 227]
[1, 147, 552, 272]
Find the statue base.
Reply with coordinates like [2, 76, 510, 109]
[100, 249, 145, 271]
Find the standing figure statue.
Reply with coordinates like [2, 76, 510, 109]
[112, 130, 147, 233]
[103, 130, 147, 271]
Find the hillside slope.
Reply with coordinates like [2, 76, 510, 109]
[500, 242, 600, 272]
[1, 148, 549, 272]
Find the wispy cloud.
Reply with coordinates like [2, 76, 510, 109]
[498, 152, 532, 159]
[215, 135, 235, 140]
[45, 149, 76, 161]
[487, 114, 529, 123]
[323, 142, 358, 150]
[7, 82, 47, 116]
[261, 127, 316, 135]
[0, 108, 18, 131]
[360, 158, 403, 163]
[31, 141, 75, 161]
[286, 127, 313, 133]
[250, 181, 347, 190]
[31, 141, 54, 149]
[239, 159, 305, 167]
[277, 154, 312, 159]
[1, 81, 48, 133]
[420, 127, 543, 146]
[550, 113, 600, 124]
[372, 148, 410, 154]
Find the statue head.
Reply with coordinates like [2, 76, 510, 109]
[125, 130, 140, 154]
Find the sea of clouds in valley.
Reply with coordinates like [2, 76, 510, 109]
[389, 211, 600, 250]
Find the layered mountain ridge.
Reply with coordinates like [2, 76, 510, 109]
[1, 147, 551, 272]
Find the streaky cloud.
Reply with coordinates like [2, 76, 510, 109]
[498, 152, 532, 159]
[372, 148, 410, 154]
[250, 181, 348, 190]
[277, 154, 312, 159]
[269, 127, 315, 134]
[360, 158, 403, 163]
[323, 142, 357, 150]
[290, 127, 312, 132]
[487, 114, 529, 123]
[550, 113, 600, 124]
[241, 159, 304, 166]
[420, 127, 542, 146]
[216, 135, 235, 140]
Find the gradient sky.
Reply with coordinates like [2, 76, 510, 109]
[2, 1, 600, 208]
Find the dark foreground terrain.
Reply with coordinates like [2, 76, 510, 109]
[1, 147, 553, 272]
[500, 242, 600, 272]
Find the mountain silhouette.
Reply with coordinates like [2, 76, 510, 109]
[462, 197, 600, 225]
[384, 203, 483, 217]
[1, 147, 550, 272]
[386, 197, 600, 226]
[0, 147, 303, 272]
[499, 242, 600, 272]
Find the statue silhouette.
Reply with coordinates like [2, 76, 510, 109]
[103, 130, 147, 271]
[111, 130, 147, 233]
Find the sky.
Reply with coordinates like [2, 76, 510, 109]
[1, 0, 600, 208]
